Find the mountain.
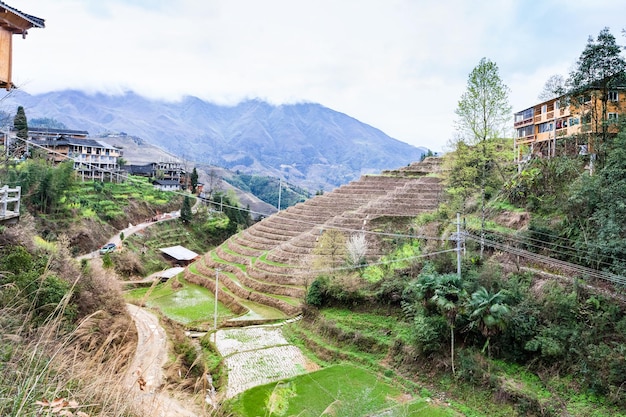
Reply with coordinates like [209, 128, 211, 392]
[3, 90, 428, 191]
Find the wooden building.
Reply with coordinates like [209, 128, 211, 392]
[514, 86, 626, 165]
[36, 137, 124, 181]
[0, 1, 44, 90]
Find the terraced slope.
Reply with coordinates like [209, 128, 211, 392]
[184, 158, 443, 324]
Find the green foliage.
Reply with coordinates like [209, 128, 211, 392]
[411, 313, 447, 355]
[455, 57, 511, 144]
[444, 137, 514, 213]
[562, 128, 626, 273]
[224, 173, 309, 209]
[265, 382, 297, 416]
[29, 117, 67, 129]
[180, 195, 193, 224]
[13, 106, 28, 140]
[567, 27, 626, 151]
[101, 253, 113, 269]
[467, 287, 510, 341]
[0, 245, 74, 322]
[305, 276, 327, 307]
[190, 167, 199, 193]
[505, 157, 585, 212]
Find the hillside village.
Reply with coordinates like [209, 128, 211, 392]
[2, 2, 626, 417]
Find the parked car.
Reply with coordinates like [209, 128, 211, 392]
[99, 243, 116, 255]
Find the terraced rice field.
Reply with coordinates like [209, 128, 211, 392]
[215, 326, 319, 398]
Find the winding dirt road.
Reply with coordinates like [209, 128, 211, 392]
[125, 304, 201, 417]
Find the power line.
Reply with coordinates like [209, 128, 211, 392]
[7, 135, 454, 242]
[465, 232, 626, 286]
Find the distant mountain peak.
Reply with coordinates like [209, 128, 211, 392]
[4, 89, 428, 191]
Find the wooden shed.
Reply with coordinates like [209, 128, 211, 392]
[0, 1, 44, 90]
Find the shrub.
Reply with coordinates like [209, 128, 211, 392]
[411, 314, 447, 355]
[306, 276, 328, 307]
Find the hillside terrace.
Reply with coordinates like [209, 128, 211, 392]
[185, 158, 444, 324]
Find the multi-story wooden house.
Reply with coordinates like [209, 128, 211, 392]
[0, 1, 44, 90]
[37, 137, 123, 181]
[514, 86, 625, 165]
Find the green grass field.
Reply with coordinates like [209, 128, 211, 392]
[125, 277, 233, 326]
[230, 364, 453, 417]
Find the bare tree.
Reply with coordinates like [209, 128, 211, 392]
[538, 74, 566, 102]
[205, 168, 221, 200]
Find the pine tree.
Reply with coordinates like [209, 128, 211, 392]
[180, 196, 193, 224]
[190, 167, 199, 194]
[10, 106, 28, 158]
[567, 27, 626, 161]
[13, 106, 28, 140]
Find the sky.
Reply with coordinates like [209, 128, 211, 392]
[8, 0, 626, 152]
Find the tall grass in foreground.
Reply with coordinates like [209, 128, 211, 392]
[0, 281, 142, 417]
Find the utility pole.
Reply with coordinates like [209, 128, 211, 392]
[277, 178, 282, 211]
[456, 213, 462, 279]
[213, 268, 220, 344]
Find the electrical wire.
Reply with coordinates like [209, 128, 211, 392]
[6, 135, 455, 242]
[465, 232, 626, 286]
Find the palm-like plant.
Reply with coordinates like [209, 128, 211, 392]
[429, 273, 467, 375]
[468, 286, 510, 358]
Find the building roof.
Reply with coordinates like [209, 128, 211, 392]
[159, 246, 199, 261]
[153, 179, 181, 186]
[157, 267, 185, 279]
[0, 1, 45, 33]
[38, 138, 121, 150]
[29, 127, 89, 136]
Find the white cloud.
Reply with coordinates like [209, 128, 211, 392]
[9, 0, 626, 152]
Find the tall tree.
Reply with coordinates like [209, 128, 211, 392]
[180, 195, 193, 224]
[312, 229, 347, 276]
[567, 27, 626, 160]
[454, 59, 512, 255]
[190, 167, 199, 194]
[11, 106, 28, 158]
[455, 57, 512, 145]
[13, 106, 28, 140]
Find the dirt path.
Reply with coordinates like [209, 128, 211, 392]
[125, 303, 202, 417]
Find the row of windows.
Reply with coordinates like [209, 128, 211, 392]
[516, 113, 620, 138]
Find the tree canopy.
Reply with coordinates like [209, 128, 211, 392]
[455, 57, 511, 144]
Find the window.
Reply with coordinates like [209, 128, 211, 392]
[608, 91, 619, 101]
[514, 108, 534, 122]
[541, 104, 547, 114]
[582, 113, 592, 124]
[608, 113, 619, 122]
[538, 122, 554, 133]
[517, 125, 534, 138]
[569, 117, 580, 126]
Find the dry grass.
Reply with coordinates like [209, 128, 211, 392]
[0, 225, 141, 416]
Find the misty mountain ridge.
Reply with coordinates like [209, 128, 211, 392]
[4, 89, 428, 191]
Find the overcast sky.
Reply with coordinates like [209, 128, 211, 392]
[9, 0, 626, 151]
